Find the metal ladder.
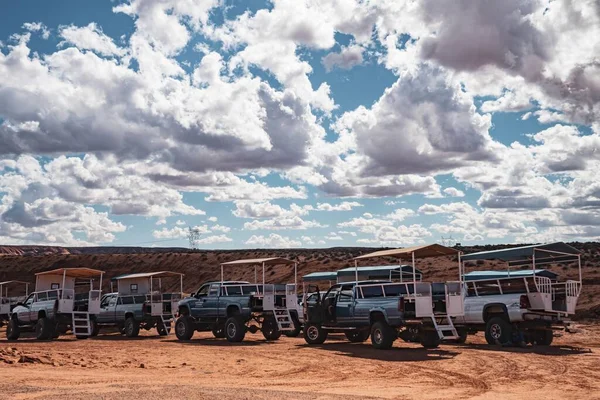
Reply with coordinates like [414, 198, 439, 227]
[72, 312, 91, 337]
[273, 308, 293, 331]
[160, 315, 172, 334]
[432, 315, 458, 340]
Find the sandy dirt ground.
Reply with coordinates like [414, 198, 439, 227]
[1, 325, 599, 400]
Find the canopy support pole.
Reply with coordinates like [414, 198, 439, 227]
[61, 270, 66, 300]
[578, 254, 582, 284]
[399, 258, 403, 283]
[262, 262, 265, 285]
[354, 260, 358, 282]
[254, 265, 257, 284]
[220, 264, 224, 283]
[412, 252, 416, 285]
[294, 262, 297, 288]
[99, 274, 103, 292]
[180, 275, 183, 294]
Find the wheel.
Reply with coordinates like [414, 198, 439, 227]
[261, 315, 281, 341]
[119, 325, 126, 335]
[345, 330, 370, 342]
[36, 317, 52, 340]
[212, 323, 226, 338]
[485, 317, 512, 345]
[534, 329, 553, 346]
[370, 321, 395, 349]
[225, 316, 246, 342]
[6, 318, 20, 340]
[455, 327, 468, 344]
[51, 320, 60, 339]
[284, 315, 302, 337]
[175, 316, 194, 340]
[420, 330, 441, 349]
[90, 318, 100, 337]
[124, 316, 140, 338]
[303, 323, 327, 345]
[157, 322, 171, 336]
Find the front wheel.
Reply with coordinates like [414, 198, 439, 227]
[175, 316, 194, 341]
[345, 330, 370, 342]
[370, 321, 395, 349]
[124, 317, 140, 338]
[485, 317, 512, 345]
[225, 316, 246, 342]
[6, 318, 20, 340]
[262, 315, 281, 341]
[303, 323, 328, 345]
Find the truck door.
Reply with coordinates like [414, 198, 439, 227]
[203, 284, 221, 318]
[191, 284, 210, 318]
[98, 295, 117, 323]
[19, 293, 36, 323]
[335, 284, 355, 326]
[322, 285, 341, 323]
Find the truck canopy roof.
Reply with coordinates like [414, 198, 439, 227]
[35, 268, 104, 278]
[302, 271, 337, 281]
[0, 280, 29, 286]
[464, 269, 558, 281]
[112, 271, 184, 280]
[220, 257, 296, 266]
[337, 265, 422, 277]
[462, 242, 580, 266]
[354, 243, 459, 260]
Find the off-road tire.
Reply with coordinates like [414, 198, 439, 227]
[6, 318, 20, 340]
[90, 318, 100, 337]
[35, 317, 52, 340]
[370, 321, 395, 349]
[485, 317, 512, 345]
[283, 315, 302, 338]
[225, 316, 246, 343]
[420, 330, 441, 349]
[175, 316, 194, 341]
[534, 329, 553, 346]
[303, 323, 327, 345]
[157, 322, 170, 336]
[124, 316, 140, 338]
[345, 330, 370, 342]
[455, 327, 468, 344]
[261, 315, 281, 341]
[212, 323, 226, 338]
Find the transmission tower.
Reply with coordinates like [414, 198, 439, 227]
[439, 235, 456, 247]
[187, 226, 202, 249]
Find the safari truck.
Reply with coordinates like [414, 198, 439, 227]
[6, 268, 104, 340]
[175, 257, 301, 342]
[0, 281, 29, 328]
[456, 242, 581, 346]
[96, 271, 183, 337]
[302, 244, 465, 349]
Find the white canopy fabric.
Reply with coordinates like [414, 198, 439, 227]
[221, 257, 296, 266]
[35, 268, 104, 278]
[113, 271, 184, 280]
[355, 244, 459, 260]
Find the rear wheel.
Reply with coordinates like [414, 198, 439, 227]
[35, 317, 52, 340]
[262, 315, 281, 341]
[420, 330, 441, 349]
[303, 323, 327, 345]
[157, 322, 170, 336]
[485, 317, 512, 345]
[90, 318, 100, 337]
[534, 329, 553, 346]
[283, 315, 302, 337]
[345, 330, 370, 342]
[175, 316, 194, 341]
[124, 317, 140, 338]
[225, 316, 246, 342]
[211, 323, 226, 338]
[454, 327, 468, 344]
[370, 321, 395, 349]
[6, 318, 20, 340]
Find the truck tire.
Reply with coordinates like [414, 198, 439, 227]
[420, 330, 441, 349]
[284, 315, 302, 337]
[454, 327, 468, 344]
[485, 317, 512, 345]
[157, 322, 171, 336]
[124, 316, 140, 338]
[36, 317, 52, 340]
[303, 323, 327, 345]
[212, 324, 226, 338]
[534, 329, 553, 346]
[6, 318, 20, 340]
[262, 315, 281, 341]
[175, 316, 194, 341]
[225, 316, 246, 343]
[345, 330, 370, 342]
[370, 321, 395, 349]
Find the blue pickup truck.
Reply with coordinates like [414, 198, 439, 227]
[302, 281, 443, 349]
[175, 281, 299, 342]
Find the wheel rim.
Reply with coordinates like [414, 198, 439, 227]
[307, 326, 319, 340]
[227, 322, 237, 338]
[176, 321, 186, 337]
[490, 323, 502, 339]
[373, 328, 382, 344]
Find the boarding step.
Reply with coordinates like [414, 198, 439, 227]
[159, 315, 173, 335]
[431, 315, 458, 341]
[72, 312, 91, 336]
[272, 308, 294, 331]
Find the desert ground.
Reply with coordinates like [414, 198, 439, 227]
[1, 324, 599, 400]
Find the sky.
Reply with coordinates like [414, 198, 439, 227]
[0, 0, 599, 249]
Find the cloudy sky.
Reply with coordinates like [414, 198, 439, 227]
[0, 0, 599, 249]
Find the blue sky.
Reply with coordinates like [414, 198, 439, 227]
[0, 0, 599, 248]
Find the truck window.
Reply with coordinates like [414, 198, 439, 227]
[499, 278, 528, 294]
[120, 296, 134, 305]
[474, 281, 502, 296]
[209, 284, 220, 296]
[338, 285, 354, 302]
[242, 285, 259, 295]
[195, 285, 210, 298]
[324, 286, 340, 300]
[108, 296, 117, 307]
[134, 295, 147, 304]
[24, 293, 35, 306]
[225, 286, 242, 295]
[37, 292, 48, 301]
[383, 284, 406, 297]
[361, 286, 384, 298]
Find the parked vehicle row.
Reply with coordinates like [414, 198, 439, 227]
[1, 242, 583, 352]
